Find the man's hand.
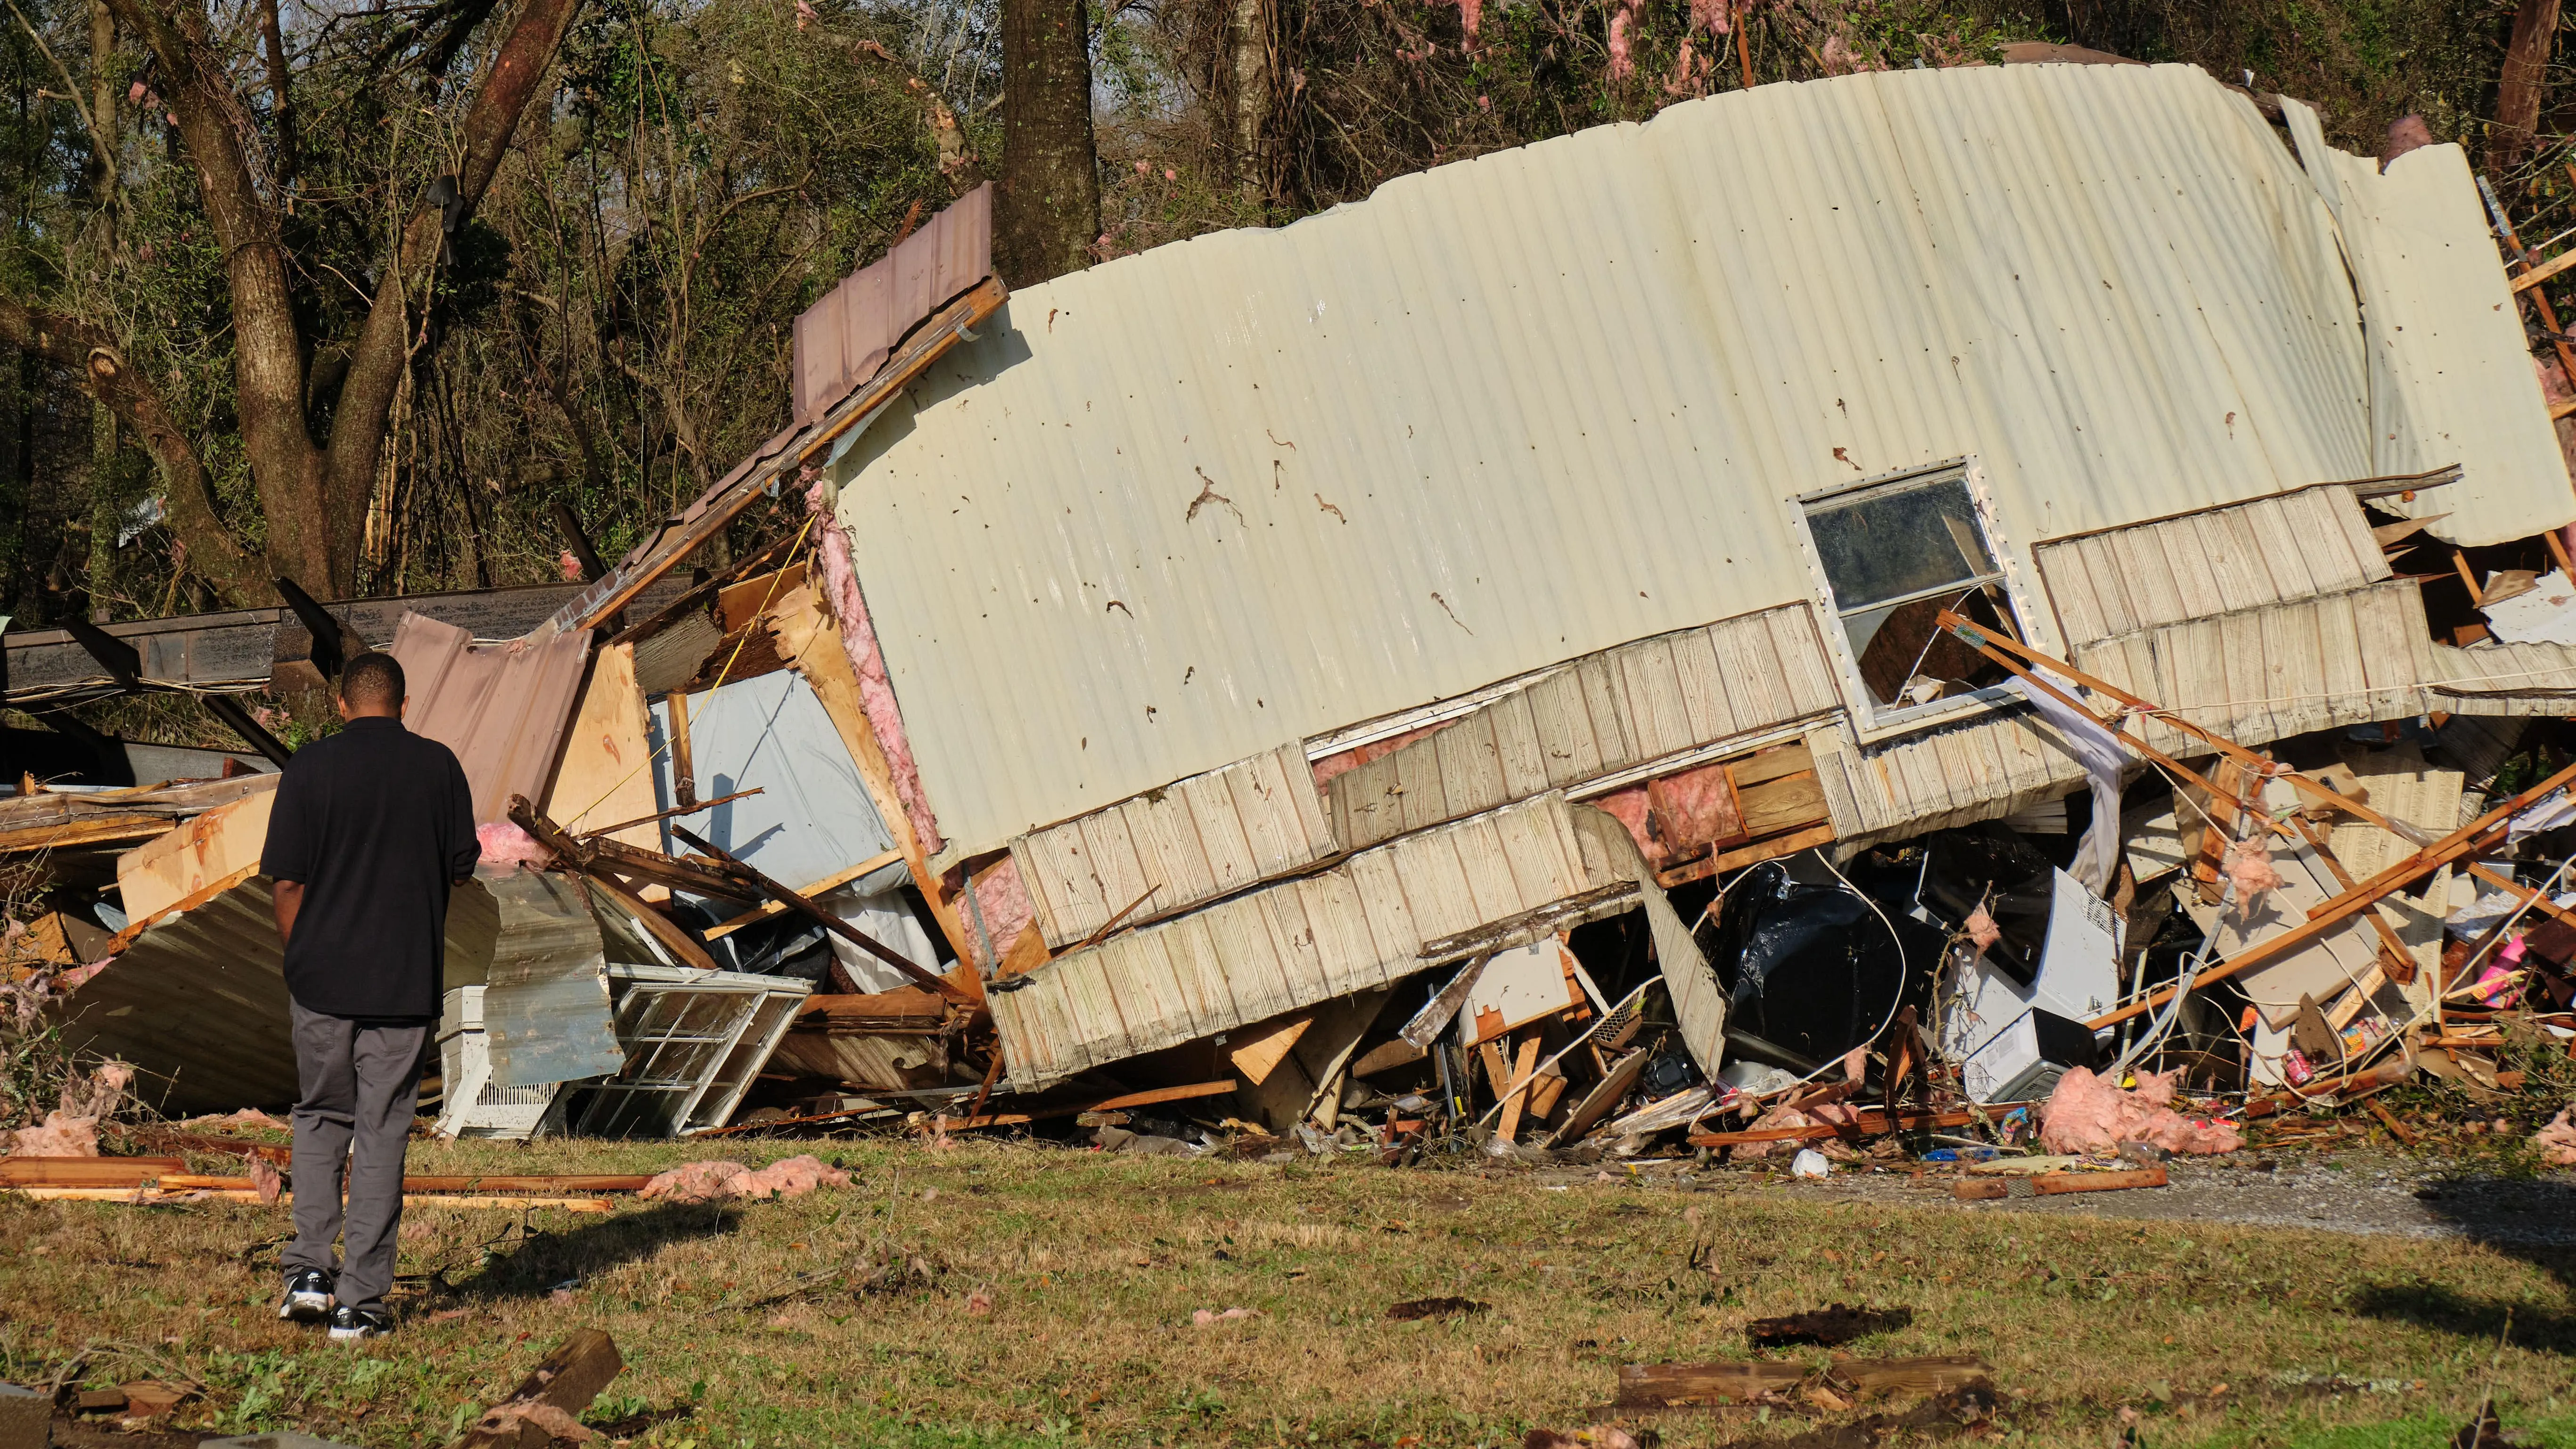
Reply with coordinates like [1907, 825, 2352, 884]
[272, 880, 305, 946]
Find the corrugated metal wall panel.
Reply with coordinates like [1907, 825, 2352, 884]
[990, 794, 1620, 1090]
[388, 612, 592, 825]
[2284, 101, 2571, 542]
[1819, 579, 2439, 843]
[1009, 741, 1336, 949]
[1326, 604, 1836, 851]
[2037, 485, 2391, 647]
[836, 64, 2570, 862]
[790, 183, 993, 425]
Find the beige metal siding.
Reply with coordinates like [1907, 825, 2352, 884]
[1814, 580, 2441, 843]
[991, 794, 1623, 1090]
[2037, 485, 2393, 647]
[2425, 639, 2576, 712]
[1009, 742, 1338, 950]
[834, 64, 2576, 863]
[1326, 604, 1838, 851]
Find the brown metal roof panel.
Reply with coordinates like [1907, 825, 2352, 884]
[790, 182, 994, 425]
[388, 613, 592, 824]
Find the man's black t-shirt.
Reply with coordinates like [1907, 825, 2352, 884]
[260, 716, 479, 1019]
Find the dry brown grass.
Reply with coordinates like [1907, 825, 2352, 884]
[1, 1135, 2574, 1447]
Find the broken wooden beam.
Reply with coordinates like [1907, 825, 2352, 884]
[448, 1328, 624, 1449]
[2029, 1167, 2167, 1195]
[507, 795, 763, 904]
[672, 824, 966, 999]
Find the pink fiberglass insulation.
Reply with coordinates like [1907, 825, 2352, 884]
[809, 479, 944, 857]
[2038, 1067, 2242, 1155]
[1307, 720, 1453, 789]
[951, 853, 1038, 971]
[476, 820, 553, 868]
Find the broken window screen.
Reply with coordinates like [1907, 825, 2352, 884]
[1803, 473, 2018, 712]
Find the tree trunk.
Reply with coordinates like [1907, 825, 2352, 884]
[1232, 0, 1270, 205]
[2496, 0, 2562, 168]
[996, 0, 1099, 285]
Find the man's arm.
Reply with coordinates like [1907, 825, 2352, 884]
[448, 753, 480, 886]
[272, 880, 304, 945]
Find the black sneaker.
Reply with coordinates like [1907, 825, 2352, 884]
[277, 1268, 333, 1324]
[326, 1304, 393, 1343]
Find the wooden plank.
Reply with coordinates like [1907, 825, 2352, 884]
[1228, 1012, 1314, 1086]
[2092, 532, 2158, 635]
[1616, 1360, 1808, 1407]
[2511, 246, 2576, 292]
[451, 1328, 626, 1449]
[2205, 508, 2280, 614]
[1830, 1356, 1994, 1395]
[1543, 1048, 1651, 1147]
[1494, 1036, 1542, 1143]
[702, 849, 904, 940]
[2324, 487, 2394, 584]
[116, 789, 276, 924]
[1737, 771, 1826, 838]
[2029, 1167, 2168, 1195]
[1129, 787, 1218, 910]
[541, 642, 664, 850]
[0, 814, 179, 855]
[2153, 512, 2226, 623]
[1658, 822, 1837, 887]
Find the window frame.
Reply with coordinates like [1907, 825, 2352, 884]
[1788, 458, 2043, 740]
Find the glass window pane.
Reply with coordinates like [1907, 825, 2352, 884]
[1805, 478, 1999, 611]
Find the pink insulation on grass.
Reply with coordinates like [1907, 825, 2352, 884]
[2535, 1108, 2576, 1167]
[2038, 1067, 2242, 1156]
[7, 1111, 99, 1157]
[809, 480, 944, 857]
[639, 1154, 852, 1203]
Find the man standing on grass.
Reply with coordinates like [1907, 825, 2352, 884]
[262, 650, 477, 1342]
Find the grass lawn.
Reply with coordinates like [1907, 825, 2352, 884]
[2, 1135, 2574, 1448]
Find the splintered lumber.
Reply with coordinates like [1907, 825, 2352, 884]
[450, 1328, 625, 1449]
[1952, 1178, 2010, 1201]
[1616, 1360, 1809, 1407]
[704, 848, 905, 940]
[2029, 1167, 2167, 1195]
[11, 1187, 614, 1212]
[673, 825, 967, 999]
[1686, 1108, 1976, 1147]
[0, 1157, 185, 1186]
[929, 1079, 1240, 1130]
[1829, 1355, 1993, 1396]
[509, 795, 763, 904]
[1933, 613, 2576, 1029]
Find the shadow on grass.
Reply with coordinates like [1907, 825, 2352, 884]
[444, 1201, 740, 1302]
[2348, 1171, 2576, 1353]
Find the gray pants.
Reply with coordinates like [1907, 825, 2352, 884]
[283, 1002, 428, 1312]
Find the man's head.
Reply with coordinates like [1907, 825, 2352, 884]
[337, 652, 407, 720]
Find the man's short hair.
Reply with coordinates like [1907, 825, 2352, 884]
[340, 651, 405, 709]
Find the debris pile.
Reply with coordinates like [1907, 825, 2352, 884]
[3, 70, 2576, 1165]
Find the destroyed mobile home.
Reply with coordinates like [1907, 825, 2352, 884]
[8, 61, 2576, 1170]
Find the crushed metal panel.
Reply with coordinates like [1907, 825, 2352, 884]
[52, 877, 301, 1115]
[2286, 99, 2573, 545]
[1818, 581, 2444, 846]
[1010, 741, 1334, 949]
[52, 873, 504, 1115]
[991, 793, 1616, 1092]
[793, 182, 993, 426]
[387, 612, 593, 823]
[478, 868, 626, 1089]
[832, 64, 2576, 860]
[2036, 485, 2394, 648]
